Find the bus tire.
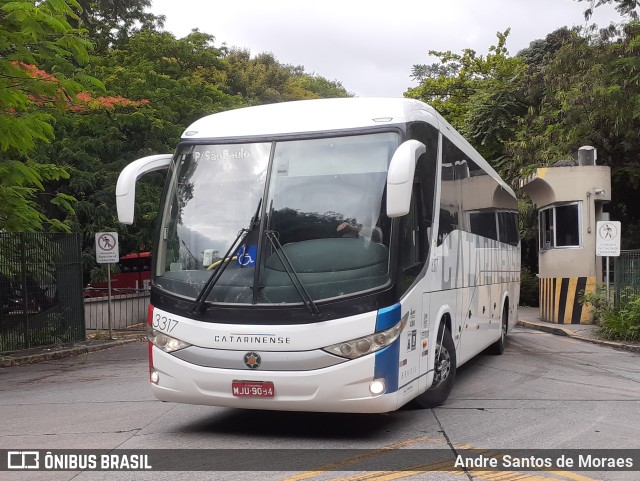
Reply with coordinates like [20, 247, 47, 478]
[490, 304, 508, 355]
[413, 323, 456, 409]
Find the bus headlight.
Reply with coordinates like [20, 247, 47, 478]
[322, 317, 406, 359]
[147, 326, 191, 353]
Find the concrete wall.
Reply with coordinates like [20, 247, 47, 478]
[84, 293, 149, 331]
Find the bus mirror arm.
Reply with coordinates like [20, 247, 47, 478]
[386, 140, 426, 218]
[116, 154, 173, 224]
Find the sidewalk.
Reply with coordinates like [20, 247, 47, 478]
[517, 306, 640, 353]
[0, 334, 144, 367]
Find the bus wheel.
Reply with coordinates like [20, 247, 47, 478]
[413, 323, 456, 409]
[490, 304, 508, 355]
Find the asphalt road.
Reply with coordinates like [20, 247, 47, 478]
[1, 326, 638, 481]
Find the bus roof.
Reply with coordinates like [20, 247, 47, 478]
[182, 98, 438, 140]
[181, 98, 515, 198]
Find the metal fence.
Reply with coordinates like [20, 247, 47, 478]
[614, 250, 640, 305]
[83, 288, 150, 332]
[0, 233, 85, 352]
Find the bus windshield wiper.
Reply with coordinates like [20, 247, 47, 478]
[264, 230, 321, 317]
[190, 228, 248, 314]
[190, 200, 263, 313]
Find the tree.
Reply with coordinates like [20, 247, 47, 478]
[577, 0, 639, 20]
[406, 30, 527, 179]
[509, 22, 640, 246]
[75, 0, 164, 51]
[33, 28, 242, 256]
[0, 0, 96, 232]
[17, 12, 352, 266]
[225, 48, 350, 105]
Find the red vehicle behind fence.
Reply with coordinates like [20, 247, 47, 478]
[85, 252, 151, 297]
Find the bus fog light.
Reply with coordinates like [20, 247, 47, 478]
[369, 379, 385, 395]
[150, 370, 159, 384]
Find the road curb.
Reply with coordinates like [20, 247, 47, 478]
[0, 338, 142, 367]
[517, 320, 640, 353]
[517, 320, 570, 337]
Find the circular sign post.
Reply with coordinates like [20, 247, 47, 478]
[95, 232, 120, 339]
[596, 221, 621, 306]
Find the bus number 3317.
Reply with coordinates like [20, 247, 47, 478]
[116, 98, 520, 413]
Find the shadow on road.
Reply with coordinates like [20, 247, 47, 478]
[179, 407, 415, 440]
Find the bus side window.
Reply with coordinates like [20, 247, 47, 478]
[417, 154, 436, 254]
[438, 207, 459, 245]
[407, 121, 438, 253]
[398, 184, 426, 296]
[438, 136, 463, 245]
[400, 187, 420, 271]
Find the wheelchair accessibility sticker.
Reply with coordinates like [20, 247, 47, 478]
[236, 245, 257, 267]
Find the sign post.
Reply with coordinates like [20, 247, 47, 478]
[596, 221, 621, 306]
[95, 232, 119, 339]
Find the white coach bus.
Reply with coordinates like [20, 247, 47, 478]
[116, 98, 520, 412]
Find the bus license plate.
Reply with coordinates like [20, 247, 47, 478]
[232, 381, 275, 398]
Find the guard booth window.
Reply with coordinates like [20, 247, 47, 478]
[539, 203, 581, 249]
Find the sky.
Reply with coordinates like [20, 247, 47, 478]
[151, 0, 624, 98]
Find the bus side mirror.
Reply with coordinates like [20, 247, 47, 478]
[116, 154, 173, 224]
[386, 140, 426, 218]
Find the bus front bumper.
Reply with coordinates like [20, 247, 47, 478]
[149, 346, 400, 413]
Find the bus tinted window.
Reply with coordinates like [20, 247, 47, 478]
[438, 137, 463, 245]
[469, 211, 498, 240]
[498, 212, 519, 246]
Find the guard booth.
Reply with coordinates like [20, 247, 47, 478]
[519, 147, 611, 324]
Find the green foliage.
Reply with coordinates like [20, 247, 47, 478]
[519, 267, 539, 307]
[605, 292, 640, 341]
[89, 263, 120, 284]
[42, 28, 245, 259]
[579, 286, 612, 324]
[225, 48, 350, 105]
[0, 0, 93, 155]
[406, 29, 528, 180]
[510, 21, 640, 245]
[2, 0, 351, 243]
[0, 160, 72, 231]
[0, 0, 98, 232]
[580, 287, 640, 341]
[25, 22, 351, 278]
[75, 0, 164, 52]
[408, 19, 640, 249]
[577, 0, 639, 20]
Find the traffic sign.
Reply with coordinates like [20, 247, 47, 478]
[596, 221, 621, 257]
[95, 232, 120, 264]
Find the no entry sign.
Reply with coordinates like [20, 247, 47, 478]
[596, 221, 621, 257]
[95, 232, 120, 264]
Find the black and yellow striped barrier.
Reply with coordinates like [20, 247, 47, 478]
[539, 277, 596, 324]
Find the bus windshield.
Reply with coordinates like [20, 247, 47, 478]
[154, 132, 398, 305]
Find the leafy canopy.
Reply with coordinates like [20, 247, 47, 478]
[0, 0, 96, 232]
